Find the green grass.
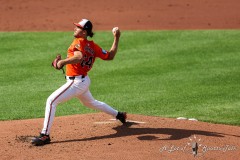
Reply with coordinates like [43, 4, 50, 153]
[0, 30, 240, 125]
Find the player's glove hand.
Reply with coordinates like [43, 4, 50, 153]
[52, 54, 63, 70]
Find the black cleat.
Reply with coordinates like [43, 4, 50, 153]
[116, 112, 127, 123]
[31, 133, 51, 146]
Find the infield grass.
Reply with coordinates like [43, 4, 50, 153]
[0, 30, 240, 125]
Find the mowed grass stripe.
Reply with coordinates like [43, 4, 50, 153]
[0, 30, 240, 125]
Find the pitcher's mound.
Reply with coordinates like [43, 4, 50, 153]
[1, 113, 239, 159]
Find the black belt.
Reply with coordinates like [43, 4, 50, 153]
[66, 75, 85, 80]
[69, 76, 75, 80]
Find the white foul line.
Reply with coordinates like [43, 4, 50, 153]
[94, 119, 146, 125]
[94, 121, 115, 124]
[109, 119, 146, 124]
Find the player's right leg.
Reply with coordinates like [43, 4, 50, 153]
[77, 89, 127, 123]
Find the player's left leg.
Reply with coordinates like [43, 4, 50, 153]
[32, 80, 80, 146]
[41, 80, 76, 135]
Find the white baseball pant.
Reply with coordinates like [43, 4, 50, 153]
[41, 75, 118, 135]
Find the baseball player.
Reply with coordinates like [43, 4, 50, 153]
[32, 19, 127, 146]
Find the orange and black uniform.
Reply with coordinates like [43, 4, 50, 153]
[66, 38, 110, 76]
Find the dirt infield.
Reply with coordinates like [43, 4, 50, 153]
[1, 0, 240, 159]
[1, 0, 240, 31]
[1, 113, 240, 160]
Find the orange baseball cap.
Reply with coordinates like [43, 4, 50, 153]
[73, 19, 92, 31]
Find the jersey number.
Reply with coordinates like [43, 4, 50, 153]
[81, 56, 93, 68]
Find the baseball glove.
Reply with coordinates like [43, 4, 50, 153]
[52, 54, 65, 74]
[52, 54, 63, 70]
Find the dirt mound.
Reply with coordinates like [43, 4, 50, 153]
[1, 113, 240, 160]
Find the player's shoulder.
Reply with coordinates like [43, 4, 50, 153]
[91, 40, 100, 48]
[78, 38, 95, 45]
[86, 40, 101, 50]
[72, 38, 83, 45]
[74, 37, 85, 43]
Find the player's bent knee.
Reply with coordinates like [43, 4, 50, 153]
[46, 96, 58, 106]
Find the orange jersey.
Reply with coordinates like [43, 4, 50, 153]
[66, 38, 110, 76]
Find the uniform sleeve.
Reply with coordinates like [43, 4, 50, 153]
[73, 39, 83, 52]
[94, 43, 110, 60]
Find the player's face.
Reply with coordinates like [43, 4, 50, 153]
[73, 26, 87, 38]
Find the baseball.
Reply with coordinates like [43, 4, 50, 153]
[112, 27, 118, 33]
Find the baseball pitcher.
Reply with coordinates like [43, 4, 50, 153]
[32, 19, 127, 146]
